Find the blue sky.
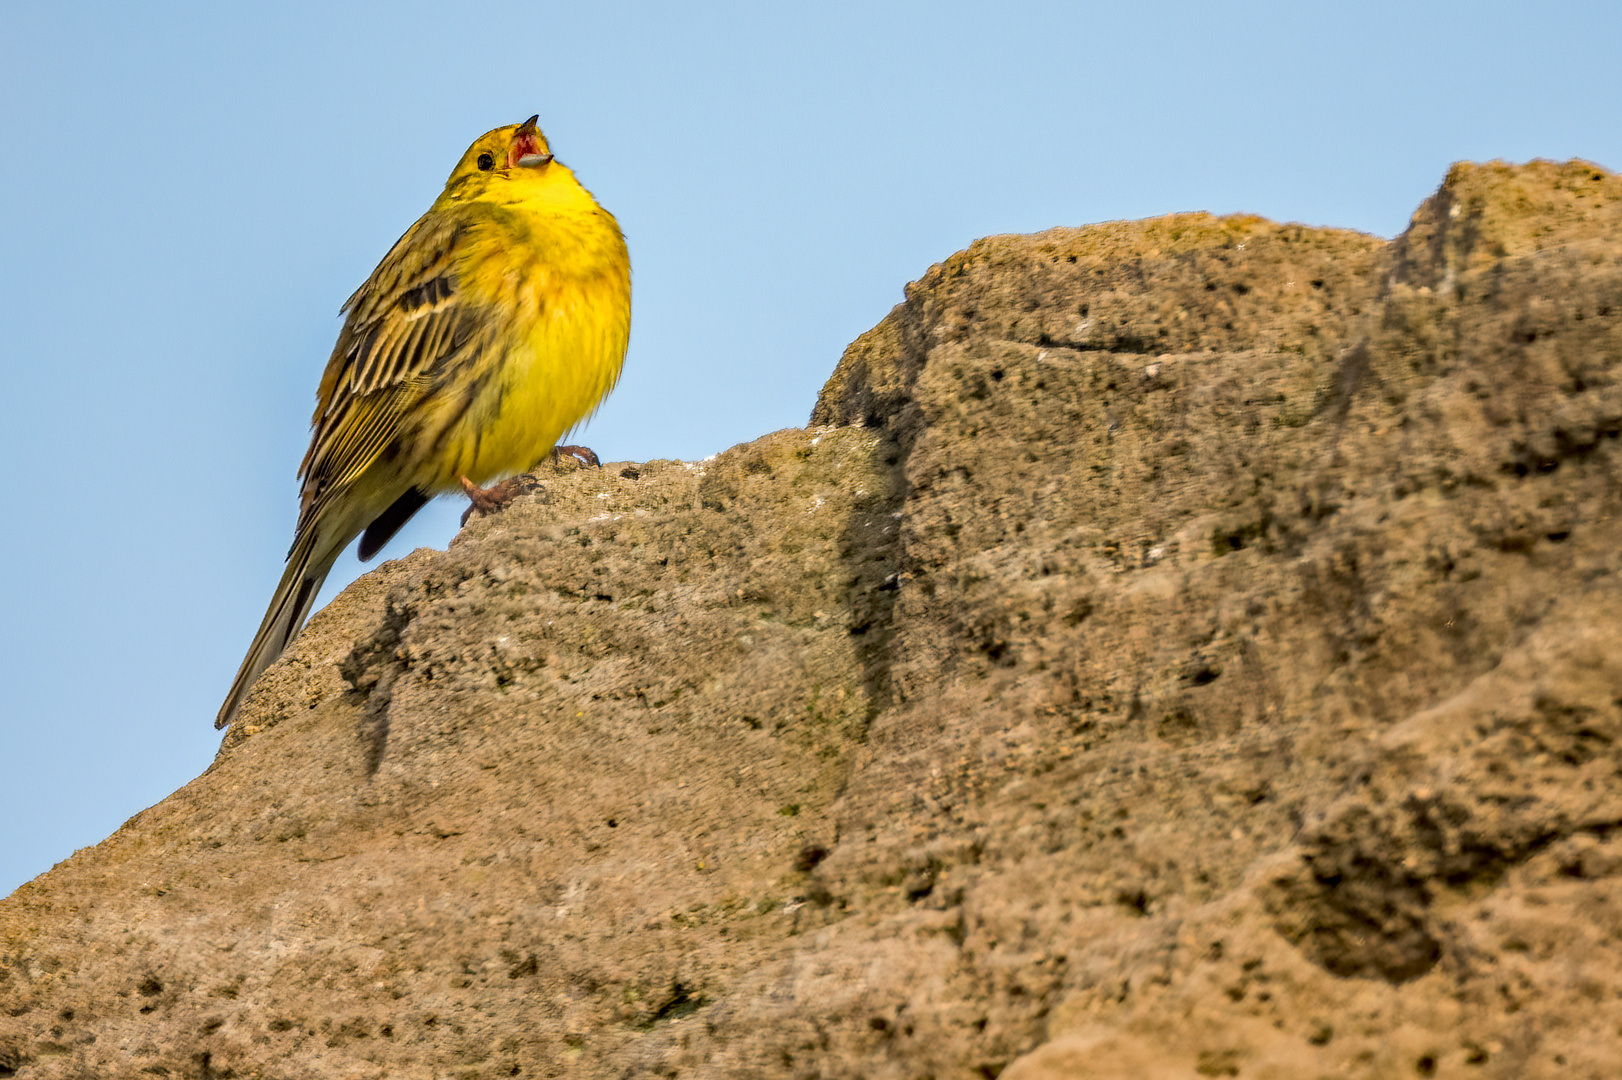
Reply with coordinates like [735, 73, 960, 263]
[3, 0, 1618, 897]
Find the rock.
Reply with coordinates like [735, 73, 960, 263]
[4, 159, 1622, 1079]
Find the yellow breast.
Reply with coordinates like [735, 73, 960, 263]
[425, 169, 631, 487]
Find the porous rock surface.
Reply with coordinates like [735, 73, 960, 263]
[5, 159, 1622, 1079]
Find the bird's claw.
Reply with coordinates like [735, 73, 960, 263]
[553, 444, 600, 468]
[459, 475, 528, 525]
[457, 446, 602, 525]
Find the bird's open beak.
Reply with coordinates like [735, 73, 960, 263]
[509, 115, 554, 169]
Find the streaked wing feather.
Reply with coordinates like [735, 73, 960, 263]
[300, 210, 491, 501]
[296, 387, 420, 536]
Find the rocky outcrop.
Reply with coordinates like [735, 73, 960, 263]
[4, 159, 1622, 1079]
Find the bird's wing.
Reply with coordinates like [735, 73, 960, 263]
[297, 210, 491, 526]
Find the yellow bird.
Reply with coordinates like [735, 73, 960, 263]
[216, 116, 630, 729]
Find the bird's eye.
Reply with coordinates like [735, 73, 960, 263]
[476, 152, 495, 171]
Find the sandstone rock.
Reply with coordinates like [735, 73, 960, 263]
[3, 159, 1621, 1079]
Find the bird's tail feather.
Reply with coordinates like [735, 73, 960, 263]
[215, 528, 345, 729]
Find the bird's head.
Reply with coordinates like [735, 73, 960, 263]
[440, 116, 563, 202]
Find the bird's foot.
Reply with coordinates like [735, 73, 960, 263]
[553, 444, 601, 468]
[457, 448, 601, 526]
[459, 475, 529, 525]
